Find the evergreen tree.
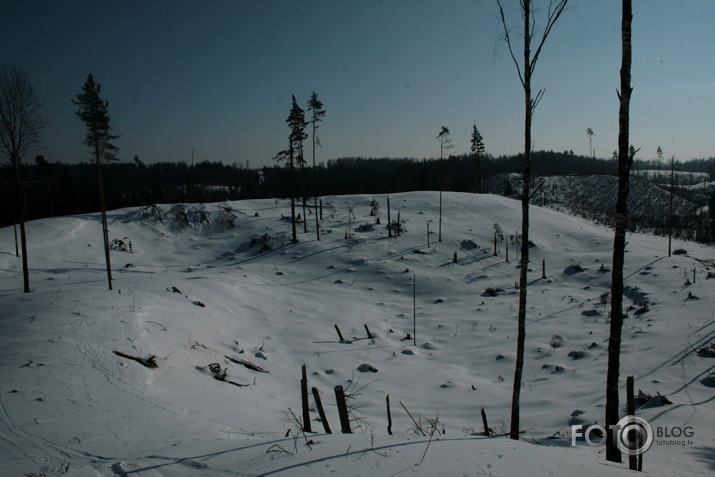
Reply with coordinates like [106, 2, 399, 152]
[73, 73, 120, 290]
[307, 91, 326, 240]
[291, 96, 309, 234]
[278, 95, 308, 243]
[586, 127, 595, 157]
[471, 124, 486, 192]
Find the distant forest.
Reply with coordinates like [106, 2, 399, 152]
[2, 150, 715, 229]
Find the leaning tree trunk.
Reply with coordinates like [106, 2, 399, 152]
[96, 156, 113, 291]
[510, 0, 532, 441]
[605, 0, 633, 464]
[14, 160, 30, 293]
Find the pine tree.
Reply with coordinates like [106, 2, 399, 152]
[279, 95, 308, 244]
[73, 73, 120, 290]
[307, 91, 326, 240]
[471, 124, 485, 192]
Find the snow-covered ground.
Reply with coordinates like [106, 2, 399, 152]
[1, 192, 713, 476]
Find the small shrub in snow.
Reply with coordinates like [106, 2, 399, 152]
[482, 287, 504, 297]
[109, 237, 132, 252]
[216, 206, 237, 229]
[357, 363, 378, 373]
[635, 390, 672, 408]
[460, 239, 479, 250]
[132, 204, 163, 224]
[369, 198, 379, 217]
[550, 334, 564, 348]
[168, 204, 190, 230]
[697, 343, 715, 358]
[249, 233, 272, 252]
[565, 260, 584, 274]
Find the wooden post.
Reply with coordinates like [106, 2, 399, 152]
[364, 324, 373, 339]
[506, 241, 509, 263]
[693, 268, 696, 283]
[386, 394, 393, 435]
[427, 223, 430, 248]
[334, 325, 345, 343]
[439, 190, 442, 242]
[542, 259, 546, 279]
[387, 194, 392, 238]
[320, 199, 323, 220]
[13, 221, 19, 257]
[493, 235, 497, 256]
[334, 385, 352, 433]
[413, 274, 416, 346]
[312, 387, 331, 434]
[626, 376, 638, 471]
[301, 365, 312, 433]
[481, 407, 491, 437]
[397, 211, 401, 236]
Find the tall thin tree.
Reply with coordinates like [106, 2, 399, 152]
[668, 154, 675, 257]
[471, 123, 485, 192]
[73, 74, 120, 291]
[0, 65, 48, 293]
[307, 91, 326, 241]
[282, 95, 308, 244]
[605, 0, 634, 463]
[586, 127, 594, 157]
[497, 0, 569, 440]
[436, 126, 453, 242]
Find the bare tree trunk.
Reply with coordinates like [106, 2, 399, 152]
[313, 135, 320, 241]
[668, 157, 674, 256]
[605, 0, 633, 463]
[299, 151, 308, 234]
[19, 220, 29, 292]
[510, 0, 532, 440]
[498, 0, 569, 442]
[289, 142, 297, 244]
[96, 157, 113, 290]
[13, 221, 19, 257]
[13, 161, 30, 292]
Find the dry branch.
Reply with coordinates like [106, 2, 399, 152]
[225, 355, 268, 373]
[113, 350, 158, 368]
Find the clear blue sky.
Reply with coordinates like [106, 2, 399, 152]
[2, 0, 713, 167]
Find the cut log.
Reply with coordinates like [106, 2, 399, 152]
[225, 355, 268, 373]
[113, 350, 158, 368]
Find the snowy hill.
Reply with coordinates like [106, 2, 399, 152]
[1, 192, 714, 476]
[488, 174, 709, 236]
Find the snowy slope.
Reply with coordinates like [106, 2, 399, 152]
[488, 174, 707, 233]
[1, 192, 714, 476]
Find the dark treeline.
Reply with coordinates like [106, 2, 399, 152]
[2, 151, 714, 228]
